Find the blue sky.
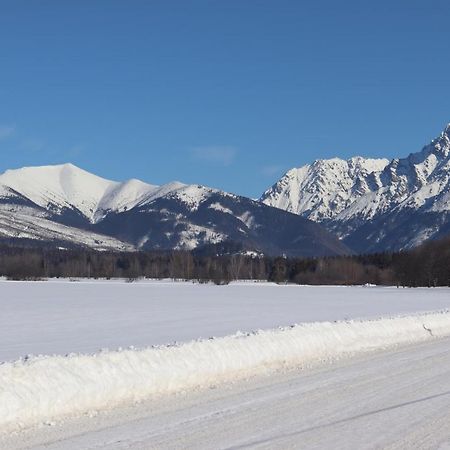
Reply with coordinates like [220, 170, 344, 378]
[0, 0, 449, 197]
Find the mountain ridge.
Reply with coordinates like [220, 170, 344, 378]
[261, 123, 450, 252]
[0, 163, 349, 257]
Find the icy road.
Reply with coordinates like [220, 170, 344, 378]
[5, 337, 450, 450]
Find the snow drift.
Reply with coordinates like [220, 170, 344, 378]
[1, 311, 450, 433]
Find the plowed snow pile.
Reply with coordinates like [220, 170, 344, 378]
[1, 311, 450, 433]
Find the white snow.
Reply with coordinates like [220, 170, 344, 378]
[261, 123, 450, 244]
[134, 181, 185, 207]
[1, 310, 449, 433]
[208, 202, 233, 215]
[0, 164, 239, 249]
[174, 223, 226, 249]
[238, 211, 256, 229]
[3, 280, 450, 363]
[94, 178, 159, 221]
[0, 209, 133, 251]
[166, 184, 216, 211]
[11, 336, 449, 450]
[261, 156, 389, 220]
[2, 280, 450, 438]
[0, 164, 211, 224]
[0, 164, 114, 220]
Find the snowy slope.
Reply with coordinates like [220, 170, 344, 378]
[0, 164, 161, 222]
[261, 156, 389, 221]
[0, 164, 220, 251]
[0, 164, 225, 222]
[261, 123, 450, 251]
[0, 207, 133, 251]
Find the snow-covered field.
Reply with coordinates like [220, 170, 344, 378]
[2, 279, 450, 362]
[2, 279, 450, 445]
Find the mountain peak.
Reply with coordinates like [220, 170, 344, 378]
[0, 163, 116, 220]
[425, 123, 450, 158]
[6, 162, 83, 173]
[261, 155, 389, 220]
[0, 163, 164, 222]
[58, 162, 78, 169]
[261, 122, 450, 251]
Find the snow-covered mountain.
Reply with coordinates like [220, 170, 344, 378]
[261, 123, 450, 252]
[0, 164, 161, 222]
[261, 157, 390, 221]
[0, 163, 348, 256]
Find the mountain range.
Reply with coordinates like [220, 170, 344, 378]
[2, 123, 450, 256]
[0, 164, 347, 257]
[261, 123, 450, 252]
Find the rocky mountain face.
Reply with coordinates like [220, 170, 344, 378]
[261, 123, 450, 252]
[0, 164, 349, 257]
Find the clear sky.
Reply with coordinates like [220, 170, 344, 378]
[0, 0, 449, 197]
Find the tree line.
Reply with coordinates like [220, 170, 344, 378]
[0, 236, 449, 286]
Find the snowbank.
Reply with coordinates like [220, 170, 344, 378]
[1, 311, 450, 433]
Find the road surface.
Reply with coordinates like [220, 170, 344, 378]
[4, 337, 450, 450]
